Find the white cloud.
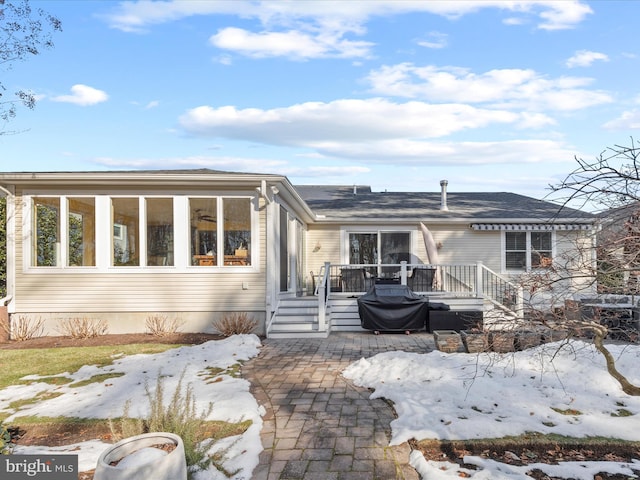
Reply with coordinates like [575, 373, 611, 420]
[366, 63, 613, 111]
[92, 155, 369, 180]
[93, 155, 288, 172]
[174, 98, 577, 167]
[144, 100, 160, 109]
[98, 1, 249, 34]
[51, 85, 109, 106]
[566, 50, 609, 68]
[307, 139, 577, 165]
[214, 54, 233, 65]
[209, 27, 372, 59]
[101, 1, 592, 60]
[602, 110, 640, 130]
[416, 32, 448, 49]
[535, 0, 593, 30]
[179, 99, 522, 144]
[280, 165, 371, 178]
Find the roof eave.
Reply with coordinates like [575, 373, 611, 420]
[309, 216, 596, 225]
[0, 171, 284, 187]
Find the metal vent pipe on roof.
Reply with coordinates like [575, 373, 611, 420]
[440, 180, 449, 211]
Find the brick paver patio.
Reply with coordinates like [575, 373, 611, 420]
[242, 332, 435, 480]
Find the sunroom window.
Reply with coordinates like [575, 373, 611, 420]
[112, 198, 140, 266]
[33, 197, 60, 266]
[189, 197, 252, 266]
[68, 197, 95, 266]
[146, 198, 174, 266]
[190, 198, 218, 266]
[29, 195, 253, 269]
[223, 198, 251, 265]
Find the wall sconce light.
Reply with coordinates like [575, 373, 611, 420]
[313, 241, 321, 252]
[436, 241, 443, 250]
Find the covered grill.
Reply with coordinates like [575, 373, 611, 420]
[357, 284, 439, 333]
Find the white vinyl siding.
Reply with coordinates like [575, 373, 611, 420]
[308, 223, 505, 273]
[13, 188, 266, 313]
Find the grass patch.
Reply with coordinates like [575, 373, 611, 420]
[611, 408, 634, 417]
[69, 372, 125, 388]
[414, 433, 640, 463]
[200, 363, 243, 383]
[8, 415, 107, 426]
[8, 392, 64, 411]
[0, 344, 182, 390]
[29, 376, 74, 386]
[551, 407, 582, 416]
[415, 432, 640, 448]
[7, 415, 249, 442]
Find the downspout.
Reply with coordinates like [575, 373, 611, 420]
[0, 184, 13, 340]
[0, 184, 14, 307]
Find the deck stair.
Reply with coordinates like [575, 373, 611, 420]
[267, 293, 490, 338]
[268, 296, 330, 339]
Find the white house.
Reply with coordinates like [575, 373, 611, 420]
[0, 169, 597, 338]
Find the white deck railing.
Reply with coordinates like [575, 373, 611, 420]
[313, 261, 524, 332]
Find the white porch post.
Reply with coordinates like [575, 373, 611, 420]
[476, 261, 484, 297]
[400, 261, 408, 285]
[317, 261, 330, 332]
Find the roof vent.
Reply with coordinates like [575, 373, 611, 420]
[353, 185, 357, 195]
[440, 180, 449, 211]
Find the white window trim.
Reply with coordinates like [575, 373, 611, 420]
[23, 193, 260, 273]
[502, 230, 555, 273]
[340, 226, 416, 265]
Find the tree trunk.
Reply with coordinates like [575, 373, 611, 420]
[589, 322, 640, 396]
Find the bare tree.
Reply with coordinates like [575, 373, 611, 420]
[549, 138, 640, 212]
[535, 138, 640, 395]
[0, 0, 62, 133]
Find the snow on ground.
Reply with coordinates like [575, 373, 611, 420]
[4, 334, 264, 480]
[4, 336, 640, 479]
[343, 339, 640, 479]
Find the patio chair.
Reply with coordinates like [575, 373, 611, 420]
[408, 267, 436, 292]
[341, 267, 367, 292]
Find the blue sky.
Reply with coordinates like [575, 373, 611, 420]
[2, 0, 639, 200]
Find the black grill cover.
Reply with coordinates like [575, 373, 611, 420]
[357, 284, 430, 332]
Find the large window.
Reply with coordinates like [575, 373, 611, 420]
[30, 195, 253, 269]
[190, 197, 218, 265]
[223, 198, 251, 264]
[146, 198, 174, 266]
[33, 197, 60, 266]
[189, 197, 252, 267]
[68, 197, 95, 266]
[349, 231, 410, 275]
[505, 231, 552, 271]
[111, 197, 177, 267]
[112, 198, 140, 266]
[32, 196, 97, 267]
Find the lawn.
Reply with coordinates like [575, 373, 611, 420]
[0, 343, 179, 391]
[0, 336, 264, 479]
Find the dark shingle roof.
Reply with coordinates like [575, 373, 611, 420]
[294, 185, 594, 221]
